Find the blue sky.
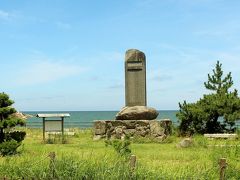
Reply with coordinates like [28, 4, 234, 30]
[1, 0, 240, 111]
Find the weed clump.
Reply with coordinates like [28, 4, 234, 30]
[105, 135, 131, 158]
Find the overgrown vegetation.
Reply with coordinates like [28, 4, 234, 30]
[0, 128, 239, 179]
[46, 133, 69, 144]
[177, 61, 240, 135]
[0, 92, 26, 155]
[105, 135, 132, 158]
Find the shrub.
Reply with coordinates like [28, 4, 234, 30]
[0, 92, 26, 155]
[177, 61, 240, 135]
[5, 131, 26, 143]
[105, 135, 131, 158]
[0, 140, 20, 156]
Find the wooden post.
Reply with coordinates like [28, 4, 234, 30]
[49, 152, 56, 178]
[219, 158, 227, 180]
[61, 117, 64, 143]
[43, 117, 45, 141]
[130, 155, 136, 170]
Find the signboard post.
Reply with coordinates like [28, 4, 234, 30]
[37, 114, 70, 143]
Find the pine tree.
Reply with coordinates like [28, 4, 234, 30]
[204, 61, 233, 94]
[0, 92, 26, 155]
[177, 61, 240, 135]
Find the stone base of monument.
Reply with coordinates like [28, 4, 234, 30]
[116, 106, 159, 120]
[93, 119, 172, 140]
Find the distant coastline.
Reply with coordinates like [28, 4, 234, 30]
[23, 110, 179, 128]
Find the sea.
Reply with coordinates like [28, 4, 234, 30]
[23, 110, 179, 128]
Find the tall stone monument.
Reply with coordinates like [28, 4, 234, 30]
[93, 49, 172, 140]
[116, 49, 158, 120]
[125, 49, 146, 106]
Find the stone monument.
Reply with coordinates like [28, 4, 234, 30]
[125, 49, 146, 106]
[116, 49, 158, 120]
[93, 49, 172, 140]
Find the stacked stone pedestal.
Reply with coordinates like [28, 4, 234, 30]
[93, 119, 172, 140]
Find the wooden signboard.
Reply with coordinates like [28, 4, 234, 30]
[45, 120, 62, 132]
[36, 113, 70, 143]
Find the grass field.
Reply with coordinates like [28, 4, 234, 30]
[0, 128, 239, 179]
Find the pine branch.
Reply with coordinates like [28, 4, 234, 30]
[204, 61, 233, 94]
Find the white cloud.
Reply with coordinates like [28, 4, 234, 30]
[16, 60, 85, 85]
[0, 10, 18, 21]
[0, 10, 11, 20]
[56, 21, 72, 29]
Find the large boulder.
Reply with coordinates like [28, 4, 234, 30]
[116, 106, 159, 120]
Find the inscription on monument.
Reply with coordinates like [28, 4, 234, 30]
[125, 49, 146, 106]
[127, 62, 143, 70]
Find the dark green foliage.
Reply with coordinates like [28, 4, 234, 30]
[177, 61, 240, 135]
[0, 140, 20, 156]
[204, 61, 233, 94]
[105, 135, 132, 158]
[0, 92, 26, 155]
[5, 131, 26, 143]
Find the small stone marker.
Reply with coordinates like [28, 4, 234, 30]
[48, 152, 56, 178]
[130, 154, 137, 170]
[177, 138, 193, 148]
[125, 49, 146, 106]
[219, 158, 227, 180]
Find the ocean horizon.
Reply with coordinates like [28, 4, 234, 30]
[23, 110, 179, 128]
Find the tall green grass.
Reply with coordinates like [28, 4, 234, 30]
[0, 128, 239, 179]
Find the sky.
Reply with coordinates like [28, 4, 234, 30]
[1, 0, 240, 111]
